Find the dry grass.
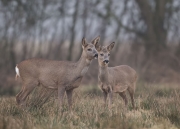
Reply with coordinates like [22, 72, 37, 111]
[0, 83, 180, 129]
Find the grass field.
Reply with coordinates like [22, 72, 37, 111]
[0, 82, 180, 129]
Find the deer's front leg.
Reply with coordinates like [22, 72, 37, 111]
[108, 86, 113, 109]
[103, 91, 108, 108]
[58, 86, 65, 109]
[66, 89, 73, 112]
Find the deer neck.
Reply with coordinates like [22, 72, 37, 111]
[77, 52, 92, 76]
[99, 65, 109, 83]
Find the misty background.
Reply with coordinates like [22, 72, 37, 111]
[0, 0, 180, 95]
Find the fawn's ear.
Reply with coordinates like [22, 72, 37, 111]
[91, 36, 100, 46]
[82, 37, 88, 48]
[107, 42, 115, 51]
[95, 44, 102, 52]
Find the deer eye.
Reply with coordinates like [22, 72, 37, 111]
[108, 53, 110, 56]
[100, 53, 104, 56]
[87, 48, 92, 51]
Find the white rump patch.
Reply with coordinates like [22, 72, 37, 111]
[15, 66, 20, 77]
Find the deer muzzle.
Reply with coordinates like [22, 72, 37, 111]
[103, 60, 109, 64]
[94, 54, 98, 59]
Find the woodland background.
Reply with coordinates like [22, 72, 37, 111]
[0, 0, 180, 95]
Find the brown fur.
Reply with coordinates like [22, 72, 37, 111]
[15, 36, 100, 111]
[96, 42, 137, 108]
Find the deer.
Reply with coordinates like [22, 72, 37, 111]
[95, 42, 137, 109]
[15, 36, 100, 112]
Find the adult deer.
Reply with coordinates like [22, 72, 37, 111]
[96, 42, 137, 109]
[15, 36, 100, 111]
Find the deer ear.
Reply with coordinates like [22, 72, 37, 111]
[82, 37, 88, 48]
[95, 44, 102, 52]
[107, 42, 115, 51]
[91, 36, 100, 46]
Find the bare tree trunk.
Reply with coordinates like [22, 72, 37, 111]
[37, 23, 44, 58]
[9, 40, 16, 71]
[110, 24, 121, 62]
[135, 0, 172, 56]
[54, 0, 67, 60]
[77, 0, 88, 60]
[46, 21, 59, 59]
[100, 0, 112, 44]
[29, 29, 37, 58]
[67, 0, 79, 60]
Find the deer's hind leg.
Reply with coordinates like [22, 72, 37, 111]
[127, 87, 135, 109]
[16, 88, 23, 104]
[119, 91, 128, 107]
[16, 80, 38, 107]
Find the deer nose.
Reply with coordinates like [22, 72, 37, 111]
[94, 54, 98, 58]
[103, 60, 109, 63]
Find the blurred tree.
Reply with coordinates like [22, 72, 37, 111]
[112, 0, 180, 56]
[92, 0, 112, 44]
[0, 0, 180, 83]
[136, 0, 170, 54]
[67, 0, 79, 60]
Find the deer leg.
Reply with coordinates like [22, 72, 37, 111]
[103, 91, 108, 108]
[16, 88, 24, 104]
[66, 89, 73, 113]
[128, 87, 135, 109]
[16, 83, 27, 103]
[119, 92, 128, 107]
[58, 87, 65, 110]
[17, 81, 37, 107]
[108, 91, 113, 109]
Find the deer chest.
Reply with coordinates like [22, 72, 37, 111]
[81, 66, 89, 76]
[65, 76, 82, 90]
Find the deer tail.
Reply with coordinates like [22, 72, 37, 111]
[15, 65, 20, 81]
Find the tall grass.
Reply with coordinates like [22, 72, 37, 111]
[0, 83, 180, 129]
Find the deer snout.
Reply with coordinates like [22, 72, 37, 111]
[94, 54, 98, 59]
[103, 60, 109, 64]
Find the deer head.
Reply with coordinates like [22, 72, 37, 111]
[96, 42, 115, 67]
[81, 36, 100, 60]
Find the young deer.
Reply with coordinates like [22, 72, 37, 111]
[96, 42, 137, 109]
[15, 36, 100, 111]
